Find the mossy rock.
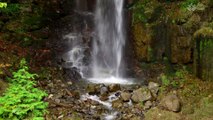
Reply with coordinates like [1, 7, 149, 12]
[194, 27, 213, 38]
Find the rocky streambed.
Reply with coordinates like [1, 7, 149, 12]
[43, 78, 181, 120]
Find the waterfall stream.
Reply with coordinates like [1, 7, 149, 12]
[61, 0, 136, 84]
[86, 0, 134, 84]
[92, 0, 125, 78]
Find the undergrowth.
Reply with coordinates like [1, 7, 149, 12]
[160, 68, 187, 91]
[0, 59, 48, 120]
[0, 3, 20, 15]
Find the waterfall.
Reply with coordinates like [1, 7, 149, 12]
[62, 0, 135, 84]
[91, 0, 125, 78]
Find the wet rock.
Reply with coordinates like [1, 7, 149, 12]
[112, 99, 123, 109]
[131, 87, 152, 103]
[108, 84, 121, 92]
[148, 82, 159, 97]
[144, 101, 152, 110]
[100, 94, 108, 101]
[160, 94, 181, 112]
[100, 85, 108, 95]
[87, 84, 99, 95]
[121, 92, 131, 102]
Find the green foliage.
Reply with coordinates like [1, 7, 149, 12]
[161, 75, 170, 87]
[0, 3, 20, 15]
[160, 69, 187, 91]
[181, 0, 199, 11]
[131, 0, 149, 24]
[0, 2, 7, 8]
[0, 59, 48, 120]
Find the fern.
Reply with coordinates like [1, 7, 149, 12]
[0, 59, 48, 120]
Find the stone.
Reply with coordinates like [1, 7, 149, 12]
[100, 86, 108, 95]
[144, 101, 153, 110]
[108, 84, 121, 92]
[67, 81, 72, 85]
[148, 82, 160, 97]
[55, 98, 60, 103]
[131, 87, 152, 103]
[47, 83, 54, 88]
[87, 84, 98, 95]
[120, 92, 131, 102]
[112, 99, 123, 109]
[160, 94, 181, 112]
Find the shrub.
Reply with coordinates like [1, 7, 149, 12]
[0, 3, 20, 15]
[0, 2, 7, 8]
[0, 59, 48, 120]
[130, 0, 149, 24]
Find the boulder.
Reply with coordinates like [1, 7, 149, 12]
[87, 84, 99, 95]
[112, 99, 123, 109]
[100, 85, 108, 95]
[131, 87, 152, 103]
[144, 101, 153, 110]
[160, 94, 181, 112]
[148, 82, 159, 97]
[120, 92, 131, 102]
[108, 84, 121, 92]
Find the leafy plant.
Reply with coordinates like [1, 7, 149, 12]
[0, 3, 20, 15]
[181, 0, 199, 11]
[161, 74, 170, 87]
[0, 2, 7, 8]
[130, 0, 149, 24]
[0, 59, 48, 120]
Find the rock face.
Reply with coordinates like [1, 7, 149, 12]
[131, 0, 213, 65]
[193, 27, 213, 81]
[131, 87, 152, 103]
[160, 94, 181, 112]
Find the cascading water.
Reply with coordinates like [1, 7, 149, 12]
[88, 0, 130, 84]
[60, 0, 135, 84]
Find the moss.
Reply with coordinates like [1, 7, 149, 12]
[194, 27, 213, 38]
[144, 108, 181, 120]
[132, 23, 152, 61]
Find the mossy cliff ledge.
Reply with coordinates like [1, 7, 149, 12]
[131, 0, 213, 80]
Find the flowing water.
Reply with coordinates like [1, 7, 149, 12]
[86, 0, 132, 84]
[92, 0, 125, 78]
[58, 1, 140, 119]
[62, 0, 135, 85]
